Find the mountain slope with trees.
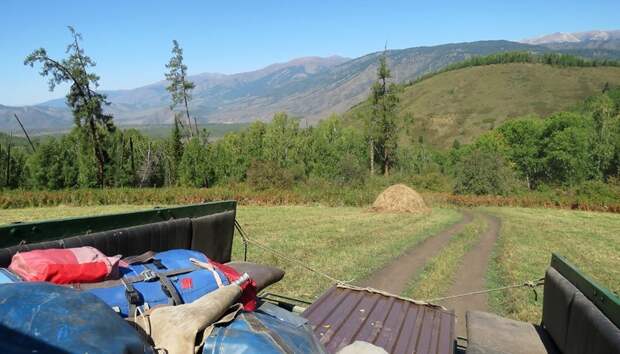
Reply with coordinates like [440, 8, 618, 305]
[4, 38, 620, 133]
[347, 58, 620, 148]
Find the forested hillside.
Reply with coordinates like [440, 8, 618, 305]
[346, 54, 620, 147]
[3, 45, 620, 211]
[3, 40, 620, 132]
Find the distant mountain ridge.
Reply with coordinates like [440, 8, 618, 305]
[521, 30, 620, 45]
[1, 32, 620, 133]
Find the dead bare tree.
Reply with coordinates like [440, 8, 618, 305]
[13, 114, 36, 152]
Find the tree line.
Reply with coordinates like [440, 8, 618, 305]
[412, 51, 620, 85]
[1, 29, 619, 198]
[451, 86, 620, 194]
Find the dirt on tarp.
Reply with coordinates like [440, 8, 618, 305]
[372, 184, 429, 213]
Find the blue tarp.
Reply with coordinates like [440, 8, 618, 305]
[0, 282, 153, 354]
[203, 302, 326, 354]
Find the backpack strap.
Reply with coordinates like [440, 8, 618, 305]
[122, 251, 157, 265]
[190, 258, 224, 288]
[157, 273, 183, 306]
[73, 267, 196, 290]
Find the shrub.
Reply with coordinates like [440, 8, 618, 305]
[334, 153, 367, 186]
[246, 160, 300, 191]
[453, 148, 517, 195]
[179, 138, 211, 187]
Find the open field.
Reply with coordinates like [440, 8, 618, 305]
[0, 204, 462, 300]
[1, 204, 618, 323]
[233, 206, 461, 299]
[484, 207, 620, 323]
[0, 204, 163, 224]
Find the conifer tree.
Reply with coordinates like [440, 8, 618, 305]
[370, 48, 400, 176]
[167, 117, 184, 184]
[25, 26, 114, 187]
[165, 40, 197, 137]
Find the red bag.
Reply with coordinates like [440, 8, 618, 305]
[9, 247, 121, 284]
[211, 261, 258, 311]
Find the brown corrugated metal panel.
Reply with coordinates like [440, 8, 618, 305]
[302, 286, 455, 354]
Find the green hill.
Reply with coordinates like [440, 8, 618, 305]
[347, 63, 620, 148]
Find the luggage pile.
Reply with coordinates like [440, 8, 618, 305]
[2, 247, 256, 317]
[0, 246, 325, 354]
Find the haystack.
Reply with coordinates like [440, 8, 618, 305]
[372, 184, 429, 213]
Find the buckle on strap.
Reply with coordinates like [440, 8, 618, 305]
[141, 269, 158, 282]
[121, 278, 141, 305]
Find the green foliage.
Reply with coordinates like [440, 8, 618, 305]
[453, 145, 517, 195]
[413, 52, 620, 85]
[305, 116, 366, 183]
[0, 143, 27, 189]
[497, 118, 544, 188]
[26, 136, 78, 189]
[24, 27, 115, 187]
[164, 119, 184, 185]
[246, 160, 301, 191]
[359, 50, 400, 176]
[178, 138, 210, 187]
[542, 116, 596, 185]
[262, 112, 302, 168]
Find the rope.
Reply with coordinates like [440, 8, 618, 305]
[424, 277, 545, 303]
[234, 219, 347, 285]
[234, 219, 543, 304]
[234, 220, 249, 262]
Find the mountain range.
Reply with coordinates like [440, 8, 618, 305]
[2, 30, 619, 133]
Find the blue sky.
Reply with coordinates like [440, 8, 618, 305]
[1, 0, 618, 106]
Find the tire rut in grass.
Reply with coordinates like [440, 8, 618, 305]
[359, 210, 474, 295]
[439, 212, 501, 337]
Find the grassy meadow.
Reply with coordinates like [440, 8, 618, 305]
[0, 204, 462, 300]
[1, 203, 618, 323]
[485, 207, 620, 323]
[346, 63, 620, 148]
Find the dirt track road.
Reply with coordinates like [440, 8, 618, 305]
[440, 213, 501, 337]
[360, 210, 474, 294]
[361, 210, 502, 338]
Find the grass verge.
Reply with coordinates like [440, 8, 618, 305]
[484, 207, 620, 323]
[0, 204, 163, 225]
[2, 180, 619, 213]
[402, 213, 486, 300]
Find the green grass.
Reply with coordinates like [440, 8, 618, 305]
[3, 203, 617, 323]
[346, 63, 620, 148]
[403, 213, 486, 300]
[233, 206, 462, 300]
[484, 207, 620, 323]
[0, 204, 163, 225]
[0, 204, 462, 301]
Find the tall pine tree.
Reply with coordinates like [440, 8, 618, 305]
[25, 26, 115, 187]
[370, 48, 400, 176]
[165, 40, 197, 137]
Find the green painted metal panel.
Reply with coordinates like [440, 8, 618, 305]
[551, 253, 620, 328]
[0, 201, 237, 248]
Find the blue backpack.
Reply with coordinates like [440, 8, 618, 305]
[81, 249, 229, 317]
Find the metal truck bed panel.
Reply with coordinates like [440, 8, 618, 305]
[302, 285, 456, 354]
